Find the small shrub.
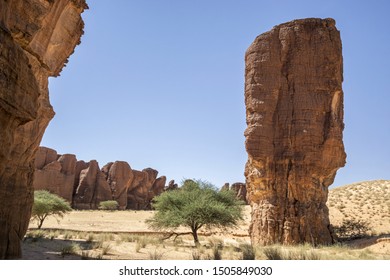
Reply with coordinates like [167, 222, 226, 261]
[61, 243, 80, 256]
[98, 200, 119, 211]
[333, 218, 371, 241]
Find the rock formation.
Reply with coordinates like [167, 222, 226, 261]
[34, 147, 76, 202]
[127, 168, 166, 210]
[221, 182, 247, 204]
[33, 147, 169, 210]
[244, 18, 346, 245]
[166, 179, 179, 191]
[0, 0, 87, 259]
[105, 161, 133, 209]
[73, 160, 112, 209]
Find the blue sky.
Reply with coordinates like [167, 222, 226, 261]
[43, 0, 390, 188]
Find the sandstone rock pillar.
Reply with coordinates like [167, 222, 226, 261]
[0, 0, 87, 258]
[244, 18, 346, 245]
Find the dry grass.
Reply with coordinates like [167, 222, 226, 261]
[22, 180, 390, 260]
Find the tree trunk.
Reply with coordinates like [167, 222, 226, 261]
[192, 228, 200, 246]
[38, 219, 44, 229]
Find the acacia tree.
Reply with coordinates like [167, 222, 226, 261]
[147, 179, 244, 245]
[31, 190, 72, 229]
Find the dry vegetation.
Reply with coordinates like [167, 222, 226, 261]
[328, 180, 390, 235]
[22, 180, 390, 260]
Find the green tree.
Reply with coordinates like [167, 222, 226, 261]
[147, 179, 244, 246]
[31, 190, 72, 229]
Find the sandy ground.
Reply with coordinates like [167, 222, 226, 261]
[28, 206, 252, 236]
[22, 180, 390, 260]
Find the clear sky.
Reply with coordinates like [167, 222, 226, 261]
[42, 0, 390, 188]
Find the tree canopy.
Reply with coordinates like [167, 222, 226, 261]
[31, 190, 72, 229]
[147, 179, 244, 245]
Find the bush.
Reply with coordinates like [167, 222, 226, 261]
[333, 218, 371, 241]
[98, 200, 119, 210]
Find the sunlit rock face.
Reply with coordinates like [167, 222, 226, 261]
[33, 147, 167, 211]
[0, 0, 87, 259]
[244, 18, 346, 246]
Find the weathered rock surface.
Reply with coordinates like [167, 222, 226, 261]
[33, 147, 170, 210]
[166, 179, 179, 191]
[106, 161, 134, 209]
[0, 0, 87, 259]
[73, 160, 112, 209]
[127, 168, 161, 210]
[33, 149, 76, 202]
[244, 18, 346, 245]
[221, 182, 247, 204]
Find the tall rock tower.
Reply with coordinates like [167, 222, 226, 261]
[0, 0, 87, 258]
[244, 18, 346, 245]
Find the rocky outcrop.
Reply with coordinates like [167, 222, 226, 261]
[33, 147, 76, 202]
[244, 18, 346, 245]
[221, 183, 247, 204]
[33, 147, 169, 210]
[127, 168, 162, 210]
[0, 0, 87, 259]
[73, 160, 112, 209]
[106, 161, 133, 209]
[166, 179, 179, 191]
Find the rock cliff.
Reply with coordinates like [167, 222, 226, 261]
[33, 147, 168, 210]
[244, 18, 346, 245]
[0, 0, 87, 258]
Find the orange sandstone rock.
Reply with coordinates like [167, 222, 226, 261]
[0, 0, 87, 258]
[244, 18, 346, 245]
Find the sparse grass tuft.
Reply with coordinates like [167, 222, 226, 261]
[192, 250, 201, 260]
[149, 249, 164, 260]
[61, 243, 80, 256]
[240, 243, 256, 260]
[24, 230, 46, 242]
[101, 243, 112, 255]
[262, 246, 283, 260]
[211, 245, 222, 260]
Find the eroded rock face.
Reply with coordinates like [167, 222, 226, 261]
[244, 18, 346, 245]
[221, 182, 247, 204]
[73, 160, 112, 209]
[127, 168, 160, 210]
[33, 147, 170, 210]
[33, 149, 76, 202]
[0, 0, 87, 259]
[106, 161, 134, 209]
[231, 183, 247, 203]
